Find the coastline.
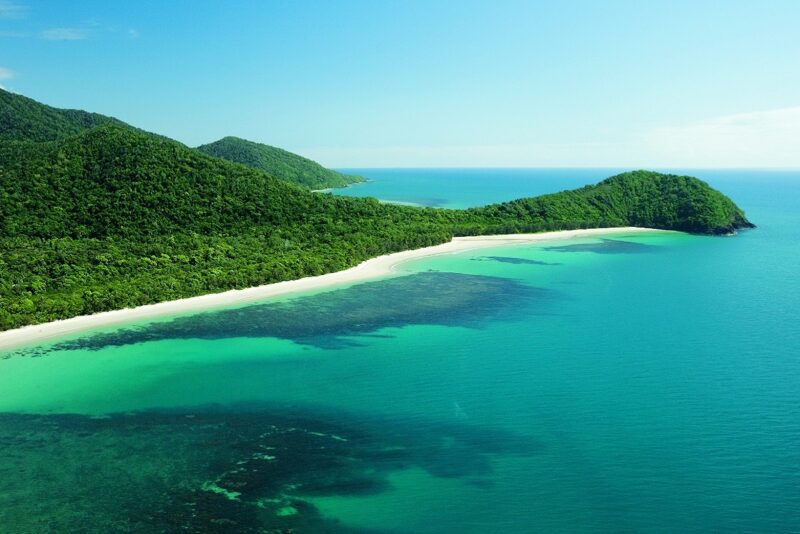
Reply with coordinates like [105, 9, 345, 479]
[0, 227, 665, 352]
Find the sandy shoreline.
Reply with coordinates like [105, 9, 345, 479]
[0, 227, 664, 352]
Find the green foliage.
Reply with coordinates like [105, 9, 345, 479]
[0, 90, 753, 331]
[0, 88, 126, 143]
[459, 170, 753, 235]
[197, 136, 363, 190]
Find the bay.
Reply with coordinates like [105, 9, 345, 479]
[1, 169, 798, 532]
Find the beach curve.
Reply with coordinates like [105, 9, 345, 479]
[0, 227, 667, 352]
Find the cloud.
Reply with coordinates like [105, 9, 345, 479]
[0, 0, 26, 19]
[3, 24, 133, 42]
[39, 27, 88, 41]
[645, 107, 800, 168]
[0, 66, 13, 91]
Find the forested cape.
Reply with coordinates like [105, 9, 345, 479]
[0, 89, 753, 330]
[197, 136, 363, 190]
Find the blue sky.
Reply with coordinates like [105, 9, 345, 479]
[2, 0, 799, 167]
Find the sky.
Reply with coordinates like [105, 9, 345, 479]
[1, 0, 799, 168]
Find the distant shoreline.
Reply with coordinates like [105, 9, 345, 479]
[311, 178, 370, 194]
[0, 227, 666, 352]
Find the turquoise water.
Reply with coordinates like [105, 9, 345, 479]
[334, 168, 622, 208]
[1, 170, 799, 532]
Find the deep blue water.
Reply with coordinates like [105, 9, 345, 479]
[1, 169, 799, 532]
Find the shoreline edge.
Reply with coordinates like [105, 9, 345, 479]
[0, 227, 667, 352]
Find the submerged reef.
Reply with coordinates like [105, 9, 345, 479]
[543, 239, 658, 255]
[17, 271, 551, 356]
[473, 256, 561, 266]
[0, 405, 537, 532]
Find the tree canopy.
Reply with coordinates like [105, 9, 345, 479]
[0, 89, 753, 330]
[197, 136, 363, 190]
[0, 89, 126, 143]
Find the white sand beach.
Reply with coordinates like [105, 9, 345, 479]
[0, 227, 665, 352]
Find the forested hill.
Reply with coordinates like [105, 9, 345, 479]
[0, 90, 753, 330]
[0, 89, 357, 190]
[0, 88, 126, 142]
[197, 136, 363, 190]
[0, 125, 435, 240]
[462, 170, 754, 235]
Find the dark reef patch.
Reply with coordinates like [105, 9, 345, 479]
[382, 197, 448, 208]
[0, 405, 537, 532]
[543, 239, 657, 255]
[20, 271, 550, 355]
[407, 197, 449, 208]
[473, 256, 561, 266]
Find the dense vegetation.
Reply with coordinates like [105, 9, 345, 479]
[460, 171, 754, 235]
[0, 89, 752, 330]
[197, 136, 363, 190]
[0, 89, 125, 143]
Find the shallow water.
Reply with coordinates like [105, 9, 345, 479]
[1, 170, 799, 532]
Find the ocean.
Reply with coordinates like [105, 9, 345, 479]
[1, 169, 798, 532]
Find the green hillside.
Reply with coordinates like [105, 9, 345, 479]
[0, 90, 753, 330]
[0, 89, 126, 142]
[197, 136, 363, 190]
[461, 170, 754, 235]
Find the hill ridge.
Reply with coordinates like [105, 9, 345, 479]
[197, 135, 363, 190]
[0, 90, 753, 330]
[0, 88, 128, 143]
